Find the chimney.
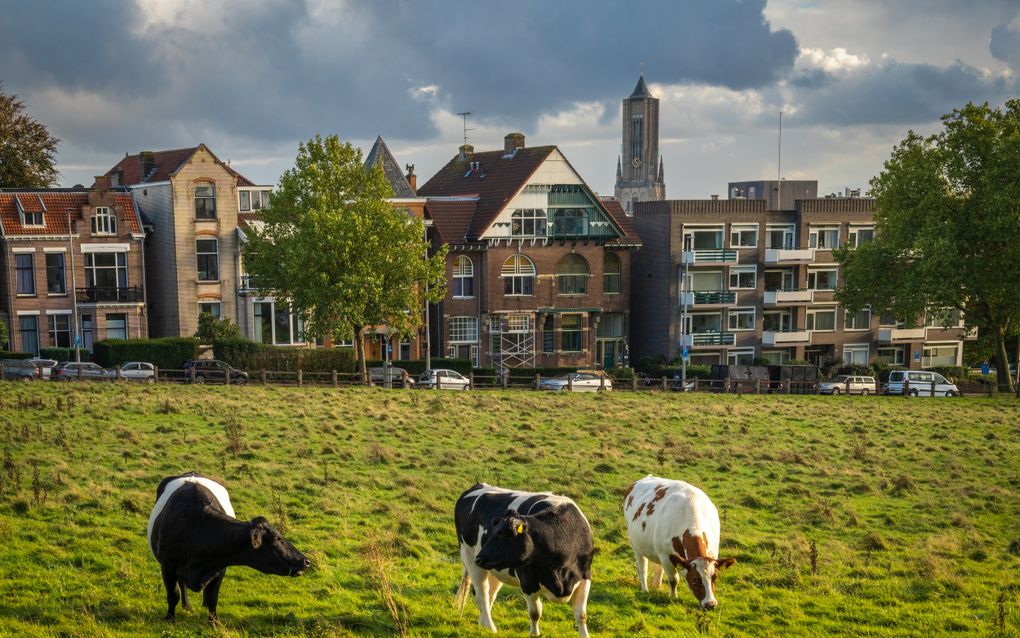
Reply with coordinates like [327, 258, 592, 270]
[93, 174, 111, 192]
[504, 132, 525, 155]
[711, 194, 719, 200]
[459, 144, 474, 161]
[140, 151, 156, 180]
[405, 164, 417, 193]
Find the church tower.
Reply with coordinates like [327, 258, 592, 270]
[614, 74, 665, 214]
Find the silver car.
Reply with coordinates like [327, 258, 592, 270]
[819, 375, 877, 395]
[418, 369, 470, 390]
[539, 372, 612, 392]
[117, 361, 156, 383]
[28, 358, 58, 379]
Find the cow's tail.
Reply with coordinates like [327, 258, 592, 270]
[454, 564, 471, 612]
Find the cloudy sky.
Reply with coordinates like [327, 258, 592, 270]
[3, 0, 1018, 197]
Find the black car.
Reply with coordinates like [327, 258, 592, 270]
[182, 359, 249, 385]
[2, 358, 40, 380]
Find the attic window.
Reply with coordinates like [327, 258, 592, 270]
[14, 194, 45, 227]
[91, 207, 117, 235]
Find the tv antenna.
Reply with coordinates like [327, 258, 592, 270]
[457, 111, 474, 146]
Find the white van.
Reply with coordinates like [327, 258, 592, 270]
[885, 370, 959, 397]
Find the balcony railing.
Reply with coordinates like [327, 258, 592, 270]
[689, 332, 736, 346]
[878, 327, 927, 343]
[762, 330, 811, 346]
[764, 247, 816, 264]
[76, 286, 144, 303]
[682, 291, 736, 306]
[238, 274, 258, 292]
[682, 249, 738, 264]
[764, 289, 814, 304]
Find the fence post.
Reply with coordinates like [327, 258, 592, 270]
[226, 367, 231, 385]
[0, 362, 5, 380]
[78, 365, 83, 381]
[502, 371, 509, 390]
[363, 370, 370, 387]
[600, 375, 606, 392]
[930, 379, 936, 397]
[988, 379, 993, 398]
[568, 374, 574, 392]
[469, 371, 475, 390]
[814, 380, 820, 395]
[261, 369, 267, 385]
[904, 378, 910, 396]
[297, 366, 303, 387]
[661, 376, 667, 391]
[845, 378, 851, 396]
[332, 369, 338, 388]
[631, 375, 637, 391]
[153, 366, 159, 383]
[755, 379, 761, 394]
[115, 364, 122, 381]
[190, 366, 196, 384]
[535, 373, 541, 391]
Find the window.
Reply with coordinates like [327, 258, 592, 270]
[106, 313, 127, 340]
[766, 226, 794, 249]
[81, 315, 93, 352]
[511, 209, 547, 237]
[761, 350, 791, 365]
[449, 317, 478, 343]
[240, 191, 250, 212]
[728, 308, 755, 331]
[501, 254, 535, 296]
[91, 207, 116, 235]
[46, 253, 66, 294]
[85, 253, 128, 289]
[21, 207, 44, 226]
[763, 311, 792, 332]
[197, 239, 219, 281]
[879, 311, 904, 327]
[808, 269, 838, 290]
[556, 254, 589, 295]
[806, 308, 836, 331]
[923, 344, 958, 367]
[925, 308, 961, 328]
[631, 113, 643, 161]
[764, 270, 794, 291]
[603, 253, 622, 294]
[730, 225, 758, 248]
[685, 313, 722, 333]
[543, 315, 554, 353]
[561, 314, 582, 352]
[452, 256, 474, 298]
[809, 226, 840, 249]
[847, 226, 874, 247]
[198, 302, 221, 318]
[686, 270, 724, 292]
[48, 314, 71, 348]
[195, 184, 216, 219]
[253, 300, 303, 345]
[877, 347, 905, 365]
[728, 349, 755, 365]
[844, 307, 871, 330]
[728, 267, 756, 290]
[254, 302, 273, 344]
[16, 254, 35, 295]
[551, 209, 587, 237]
[598, 313, 624, 338]
[684, 229, 723, 250]
[19, 316, 39, 355]
[843, 344, 869, 365]
[275, 303, 293, 345]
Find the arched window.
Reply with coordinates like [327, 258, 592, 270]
[603, 252, 622, 294]
[556, 253, 589, 295]
[552, 208, 588, 237]
[501, 254, 535, 296]
[452, 255, 474, 298]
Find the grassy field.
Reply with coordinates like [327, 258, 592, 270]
[0, 383, 1018, 638]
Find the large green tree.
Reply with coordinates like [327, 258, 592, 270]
[243, 134, 446, 375]
[0, 85, 59, 188]
[836, 100, 1020, 392]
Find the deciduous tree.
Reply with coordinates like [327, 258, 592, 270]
[0, 85, 59, 188]
[836, 101, 1020, 392]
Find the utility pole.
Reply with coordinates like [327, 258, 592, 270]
[424, 219, 432, 371]
[680, 255, 690, 388]
[777, 111, 783, 210]
[66, 208, 80, 362]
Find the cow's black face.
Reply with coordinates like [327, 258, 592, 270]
[247, 517, 309, 577]
[475, 514, 534, 571]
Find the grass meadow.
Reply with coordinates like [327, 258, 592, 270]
[0, 383, 1018, 637]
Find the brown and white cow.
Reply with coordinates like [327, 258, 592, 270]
[623, 476, 735, 609]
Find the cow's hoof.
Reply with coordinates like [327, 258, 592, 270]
[164, 614, 175, 622]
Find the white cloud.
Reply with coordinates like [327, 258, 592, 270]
[798, 47, 870, 73]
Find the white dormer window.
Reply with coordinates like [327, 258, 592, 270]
[91, 207, 117, 235]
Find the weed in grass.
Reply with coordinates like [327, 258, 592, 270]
[271, 493, 289, 534]
[363, 536, 410, 637]
[891, 475, 915, 495]
[224, 416, 244, 457]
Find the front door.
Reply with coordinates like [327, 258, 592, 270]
[599, 340, 617, 370]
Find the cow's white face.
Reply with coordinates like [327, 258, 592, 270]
[682, 556, 736, 610]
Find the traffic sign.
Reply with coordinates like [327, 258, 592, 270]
[681, 345, 690, 361]
[74, 334, 82, 347]
[914, 350, 921, 362]
[981, 362, 990, 375]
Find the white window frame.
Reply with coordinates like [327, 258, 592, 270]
[510, 209, 547, 237]
[729, 224, 758, 249]
[761, 350, 791, 365]
[806, 307, 836, 332]
[808, 226, 840, 250]
[764, 269, 794, 292]
[765, 224, 795, 249]
[727, 307, 755, 332]
[842, 344, 870, 365]
[91, 207, 117, 236]
[922, 343, 959, 367]
[501, 254, 536, 297]
[877, 347, 905, 365]
[763, 310, 792, 332]
[808, 268, 838, 290]
[452, 256, 474, 299]
[847, 225, 875, 248]
[727, 348, 755, 365]
[728, 266, 757, 290]
[844, 307, 871, 331]
[198, 301, 222, 318]
[448, 316, 479, 343]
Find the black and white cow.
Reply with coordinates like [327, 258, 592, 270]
[454, 483, 594, 637]
[146, 472, 309, 622]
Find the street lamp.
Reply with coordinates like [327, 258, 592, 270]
[66, 208, 80, 362]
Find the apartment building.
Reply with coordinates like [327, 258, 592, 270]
[419, 133, 641, 371]
[0, 180, 147, 354]
[630, 181, 969, 369]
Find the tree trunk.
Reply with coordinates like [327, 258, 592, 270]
[354, 326, 368, 378]
[994, 328, 1014, 393]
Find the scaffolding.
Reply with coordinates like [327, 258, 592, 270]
[491, 313, 535, 375]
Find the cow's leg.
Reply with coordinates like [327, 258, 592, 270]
[486, 573, 503, 612]
[202, 570, 226, 623]
[467, 564, 496, 632]
[177, 579, 190, 610]
[571, 578, 591, 638]
[524, 591, 543, 637]
[634, 551, 648, 591]
[650, 563, 664, 590]
[160, 565, 179, 621]
[659, 553, 679, 598]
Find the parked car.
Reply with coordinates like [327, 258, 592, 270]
[538, 372, 612, 392]
[28, 358, 58, 380]
[182, 359, 249, 385]
[117, 361, 156, 383]
[885, 370, 959, 397]
[418, 368, 470, 390]
[2, 358, 40, 380]
[369, 366, 414, 388]
[819, 375, 877, 395]
[51, 362, 109, 381]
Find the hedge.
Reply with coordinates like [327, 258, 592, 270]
[0, 351, 33, 360]
[215, 339, 356, 373]
[40, 347, 78, 362]
[93, 337, 199, 370]
[926, 365, 969, 383]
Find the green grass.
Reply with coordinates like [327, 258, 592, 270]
[0, 384, 1018, 637]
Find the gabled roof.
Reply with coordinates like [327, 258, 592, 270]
[106, 144, 257, 186]
[424, 197, 479, 244]
[598, 197, 641, 246]
[364, 136, 416, 198]
[418, 146, 556, 241]
[629, 74, 651, 99]
[0, 189, 144, 237]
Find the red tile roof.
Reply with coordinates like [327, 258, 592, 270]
[599, 196, 641, 246]
[106, 144, 257, 186]
[0, 189, 144, 236]
[424, 198, 479, 244]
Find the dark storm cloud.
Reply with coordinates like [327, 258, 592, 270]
[1, 0, 798, 145]
[789, 68, 834, 89]
[990, 19, 1020, 68]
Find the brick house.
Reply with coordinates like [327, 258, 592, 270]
[630, 180, 971, 369]
[107, 145, 276, 339]
[0, 179, 147, 355]
[419, 134, 641, 371]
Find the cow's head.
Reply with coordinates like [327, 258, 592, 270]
[245, 517, 310, 577]
[670, 553, 736, 610]
[475, 512, 535, 571]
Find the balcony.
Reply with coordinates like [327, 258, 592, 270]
[682, 249, 738, 265]
[680, 291, 737, 306]
[238, 274, 257, 293]
[878, 327, 927, 343]
[764, 248, 816, 264]
[76, 286, 144, 304]
[762, 330, 811, 346]
[688, 332, 736, 347]
[764, 289, 814, 305]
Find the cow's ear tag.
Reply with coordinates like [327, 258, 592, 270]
[515, 522, 524, 535]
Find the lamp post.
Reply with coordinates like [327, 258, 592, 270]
[66, 208, 80, 362]
[424, 219, 432, 371]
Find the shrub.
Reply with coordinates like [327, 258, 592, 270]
[195, 314, 242, 344]
[788, 359, 813, 365]
[926, 365, 969, 383]
[658, 364, 713, 380]
[0, 351, 34, 360]
[215, 339, 356, 373]
[93, 338, 199, 370]
[0, 320, 8, 350]
[40, 347, 77, 362]
[835, 363, 873, 377]
[873, 363, 906, 382]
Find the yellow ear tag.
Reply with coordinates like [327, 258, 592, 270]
[515, 523, 524, 534]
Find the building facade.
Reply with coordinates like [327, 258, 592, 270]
[614, 75, 665, 215]
[0, 179, 147, 355]
[630, 181, 970, 369]
[420, 134, 641, 371]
